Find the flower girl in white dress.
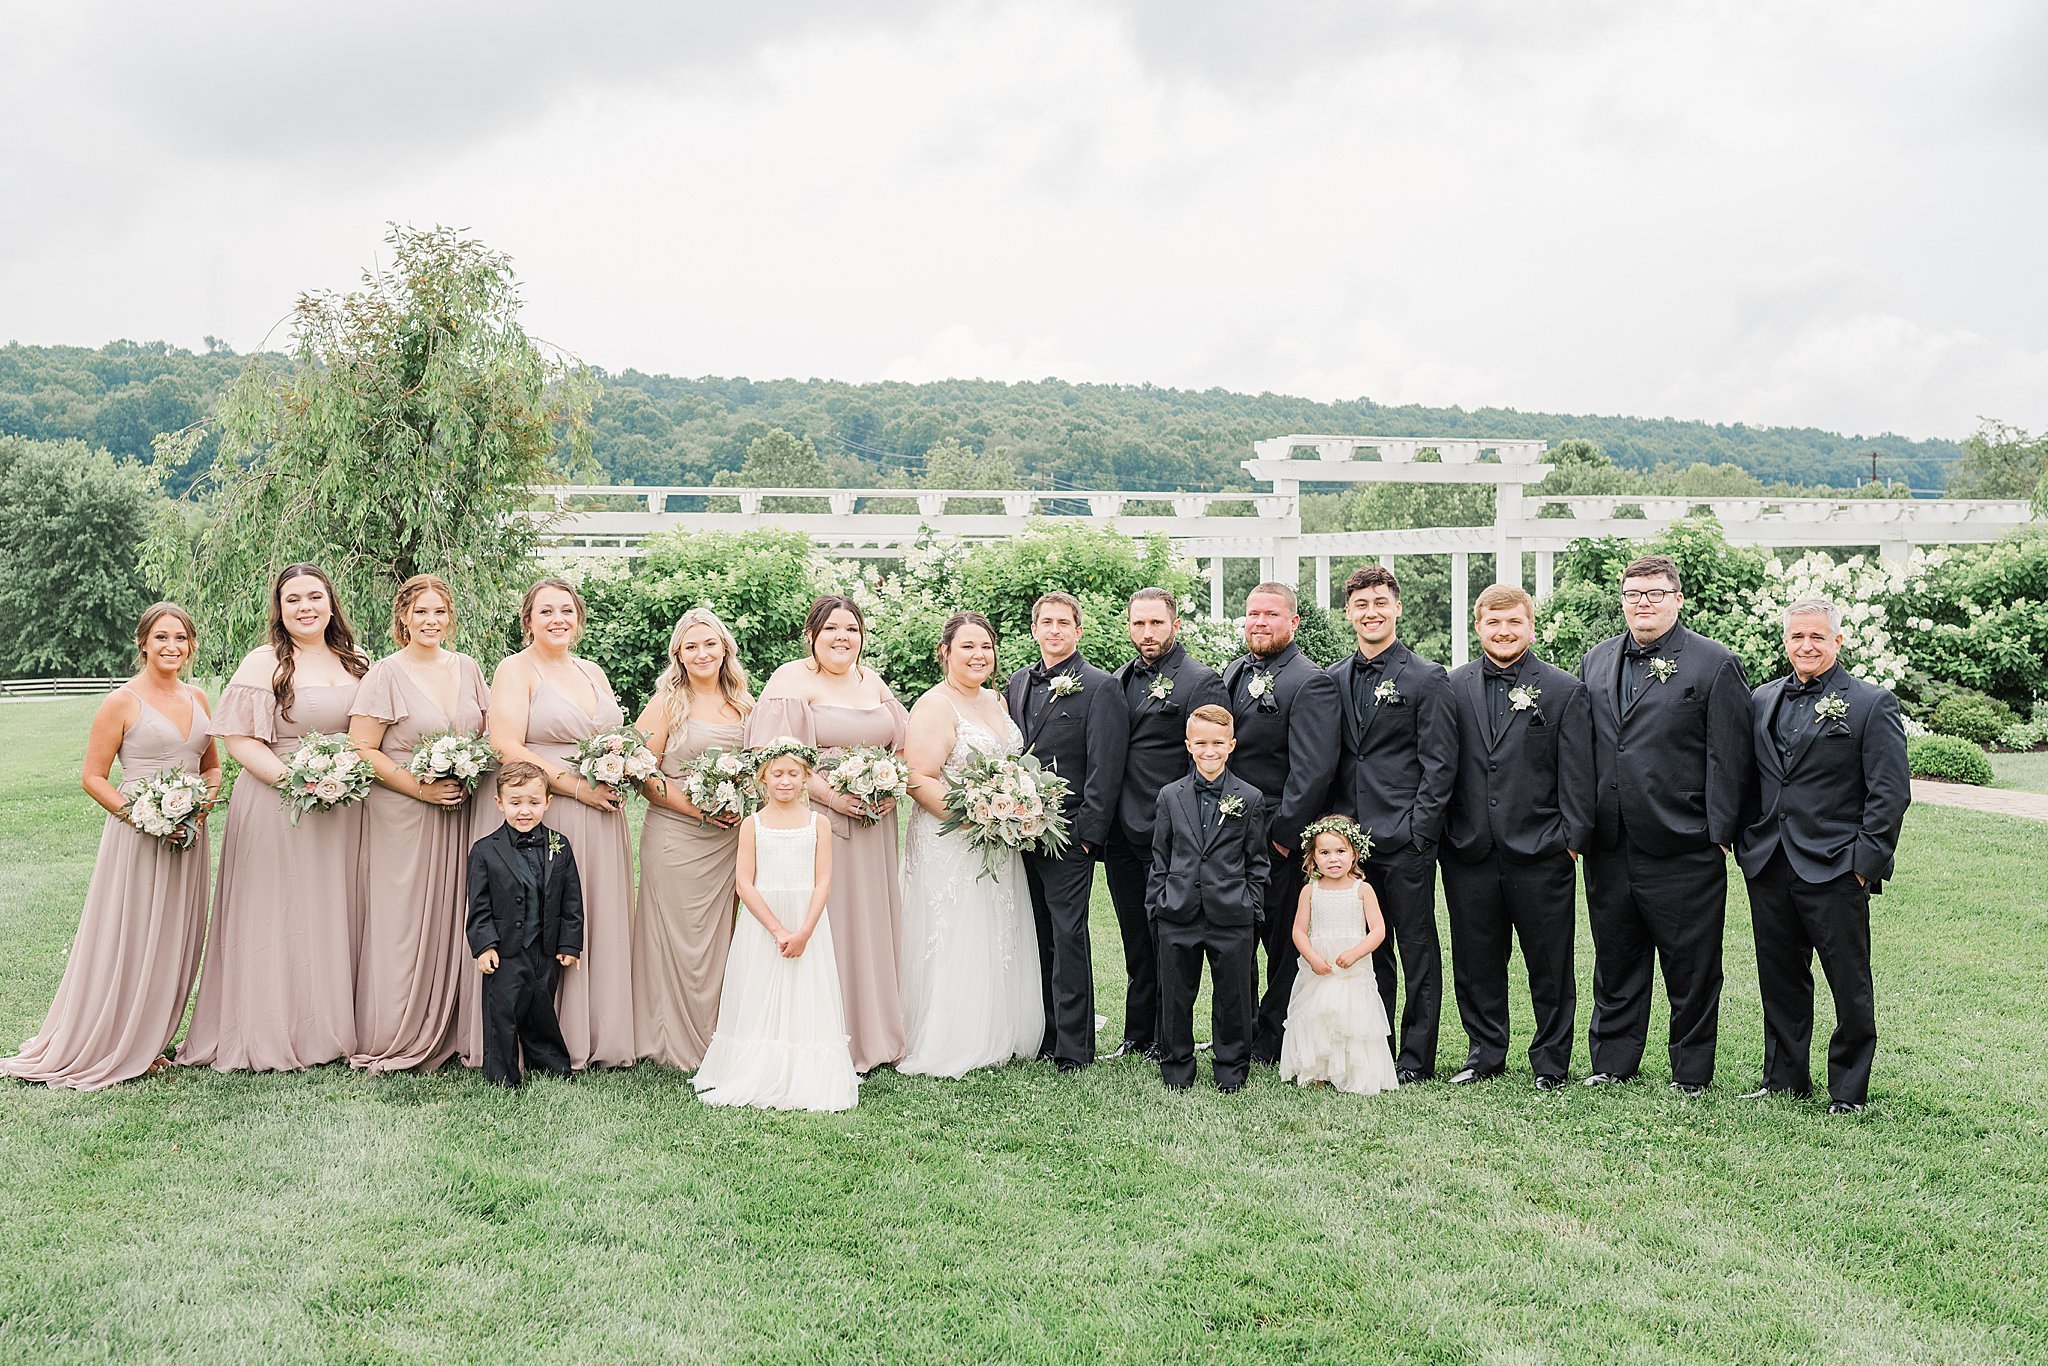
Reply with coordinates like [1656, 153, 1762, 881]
[1278, 817, 1400, 1096]
[692, 740, 858, 1112]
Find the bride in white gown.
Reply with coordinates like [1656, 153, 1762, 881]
[897, 611, 1045, 1077]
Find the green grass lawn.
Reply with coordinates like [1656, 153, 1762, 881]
[3, 696, 2045, 1362]
[1990, 748, 2048, 794]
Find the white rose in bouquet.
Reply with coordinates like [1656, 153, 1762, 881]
[314, 775, 347, 804]
[160, 786, 196, 819]
[594, 753, 627, 786]
[306, 751, 334, 773]
[332, 750, 360, 774]
[131, 794, 160, 828]
[989, 793, 1019, 820]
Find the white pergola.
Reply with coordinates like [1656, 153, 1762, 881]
[534, 435, 2038, 667]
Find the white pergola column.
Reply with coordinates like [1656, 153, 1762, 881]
[1450, 551, 1470, 668]
[1270, 477, 1301, 588]
[1535, 550, 1555, 600]
[1378, 553, 1396, 573]
[1315, 555, 1331, 610]
[1209, 557, 1226, 620]
[1259, 555, 1275, 583]
[1879, 540, 1913, 568]
[1495, 480, 1525, 590]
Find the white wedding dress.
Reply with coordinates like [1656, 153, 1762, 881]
[896, 697, 1045, 1078]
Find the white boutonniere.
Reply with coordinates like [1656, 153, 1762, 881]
[1814, 693, 1849, 722]
[1247, 669, 1274, 699]
[1509, 685, 1540, 712]
[1648, 657, 1678, 685]
[1048, 673, 1083, 700]
[546, 831, 564, 860]
[1217, 795, 1246, 820]
[1374, 677, 1401, 705]
[1147, 674, 1174, 702]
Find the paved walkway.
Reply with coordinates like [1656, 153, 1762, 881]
[1911, 779, 2048, 822]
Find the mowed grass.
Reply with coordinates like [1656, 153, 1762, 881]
[2, 697, 2045, 1363]
[1989, 748, 2048, 794]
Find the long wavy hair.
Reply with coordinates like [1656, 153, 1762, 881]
[266, 563, 369, 721]
[653, 607, 753, 741]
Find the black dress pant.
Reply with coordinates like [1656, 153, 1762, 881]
[1251, 855, 1303, 1062]
[481, 942, 572, 1088]
[1156, 916, 1256, 1090]
[1442, 849, 1577, 1078]
[1365, 844, 1444, 1077]
[1746, 851, 1877, 1105]
[1025, 849, 1098, 1066]
[1582, 838, 1725, 1085]
[1103, 830, 1161, 1052]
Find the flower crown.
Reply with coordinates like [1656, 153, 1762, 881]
[1299, 815, 1374, 877]
[749, 736, 818, 771]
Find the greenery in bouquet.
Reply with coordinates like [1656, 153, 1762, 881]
[679, 745, 757, 824]
[574, 724, 663, 799]
[278, 730, 372, 825]
[121, 765, 212, 850]
[823, 744, 909, 825]
[407, 728, 498, 794]
[937, 751, 1071, 879]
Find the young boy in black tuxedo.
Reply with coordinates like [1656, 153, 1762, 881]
[1147, 705, 1272, 1092]
[467, 760, 584, 1088]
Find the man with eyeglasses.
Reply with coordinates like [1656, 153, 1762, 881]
[1577, 554, 1753, 1096]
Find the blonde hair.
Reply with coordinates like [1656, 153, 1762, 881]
[1187, 703, 1234, 733]
[654, 607, 754, 740]
[390, 575, 455, 647]
[1472, 582, 1534, 620]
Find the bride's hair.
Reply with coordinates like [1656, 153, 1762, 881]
[935, 610, 998, 662]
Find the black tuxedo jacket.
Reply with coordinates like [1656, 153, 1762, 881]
[1579, 622, 1753, 856]
[1110, 643, 1228, 843]
[1221, 642, 1341, 853]
[1005, 654, 1129, 850]
[1736, 664, 1911, 890]
[1442, 651, 1594, 862]
[465, 823, 586, 959]
[1146, 770, 1272, 927]
[1327, 640, 1457, 853]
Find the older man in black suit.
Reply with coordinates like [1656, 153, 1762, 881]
[1005, 590, 1129, 1071]
[1736, 595, 1910, 1113]
[1104, 587, 1228, 1059]
[1327, 564, 1457, 1083]
[1221, 582, 1342, 1065]
[1578, 554, 1753, 1094]
[1441, 582, 1593, 1090]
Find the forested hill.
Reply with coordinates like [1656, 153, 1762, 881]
[0, 340, 1963, 495]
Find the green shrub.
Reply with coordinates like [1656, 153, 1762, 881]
[1930, 691, 2015, 746]
[1906, 735, 1995, 785]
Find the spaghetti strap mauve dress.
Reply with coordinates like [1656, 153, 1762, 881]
[181, 681, 364, 1071]
[475, 669, 636, 1070]
[633, 715, 744, 1070]
[1, 688, 212, 1090]
[348, 653, 488, 1073]
[746, 694, 910, 1072]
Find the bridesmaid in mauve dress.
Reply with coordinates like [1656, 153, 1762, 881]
[346, 574, 488, 1073]
[182, 564, 370, 1072]
[749, 594, 911, 1073]
[2, 604, 220, 1090]
[633, 607, 752, 1069]
[480, 577, 636, 1070]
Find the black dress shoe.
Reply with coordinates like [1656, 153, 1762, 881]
[1669, 1081, 1705, 1097]
[1827, 1100, 1867, 1115]
[1448, 1066, 1504, 1086]
[1394, 1068, 1428, 1085]
[1217, 1081, 1244, 1094]
[1533, 1074, 1568, 1091]
[1056, 1059, 1086, 1074]
[1582, 1072, 1630, 1087]
[1248, 1050, 1279, 1066]
[1109, 1040, 1155, 1061]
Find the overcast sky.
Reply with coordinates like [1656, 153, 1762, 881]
[3, 1, 2043, 440]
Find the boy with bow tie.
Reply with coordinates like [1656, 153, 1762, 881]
[467, 760, 585, 1087]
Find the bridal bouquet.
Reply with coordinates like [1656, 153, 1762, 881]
[823, 745, 908, 824]
[278, 731, 371, 825]
[679, 746, 755, 824]
[575, 725, 663, 799]
[408, 728, 497, 794]
[938, 751, 1072, 878]
[122, 766, 212, 850]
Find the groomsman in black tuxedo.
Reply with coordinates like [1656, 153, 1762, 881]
[1221, 583, 1342, 1064]
[1578, 554, 1752, 1094]
[1327, 565, 1457, 1082]
[1005, 591, 1129, 1070]
[1736, 596, 1910, 1113]
[1441, 583, 1592, 1090]
[1105, 588, 1228, 1059]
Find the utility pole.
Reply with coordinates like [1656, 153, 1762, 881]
[1867, 451, 1880, 486]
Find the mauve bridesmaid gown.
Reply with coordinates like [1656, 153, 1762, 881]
[180, 681, 363, 1071]
[1, 687, 212, 1090]
[348, 653, 487, 1073]
[633, 715, 744, 1069]
[473, 665, 636, 1070]
[746, 694, 910, 1072]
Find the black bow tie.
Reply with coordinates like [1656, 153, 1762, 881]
[1624, 640, 1661, 661]
[1194, 774, 1223, 794]
[510, 828, 546, 849]
[1131, 660, 1159, 680]
[1032, 664, 1058, 684]
[1785, 675, 1826, 697]
[1357, 655, 1384, 676]
[1482, 659, 1519, 682]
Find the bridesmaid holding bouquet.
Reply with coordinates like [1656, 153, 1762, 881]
[749, 595, 910, 1073]
[346, 574, 488, 1073]
[633, 607, 752, 1070]
[2, 604, 220, 1090]
[482, 577, 636, 1070]
[182, 564, 371, 1072]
